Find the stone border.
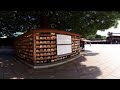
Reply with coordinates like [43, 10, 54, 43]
[17, 54, 81, 69]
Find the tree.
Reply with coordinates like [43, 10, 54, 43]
[0, 11, 120, 37]
[86, 35, 96, 40]
[107, 32, 113, 37]
[60, 11, 120, 37]
[101, 36, 107, 40]
[107, 32, 113, 43]
[95, 34, 102, 40]
[86, 34, 107, 40]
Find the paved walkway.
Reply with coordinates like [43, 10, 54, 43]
[84, 44, 120, 79]
[0, 45, 120, 79]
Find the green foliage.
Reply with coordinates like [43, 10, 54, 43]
[95, 34, 102, 40]
[101, 36, 107, 40]
[0, 11, 120, 37]
[86, 35, 96, 40]
[86, 34, 107, 40]
[107, 32, 113, 37]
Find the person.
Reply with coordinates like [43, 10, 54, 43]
[81, 41, 85, 51]
[90, 42, 91, 46]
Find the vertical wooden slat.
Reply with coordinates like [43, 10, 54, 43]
[33, 31, 36, 65]
[55, 33, 57, 61]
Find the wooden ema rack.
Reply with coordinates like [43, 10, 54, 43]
[15, 29, 80, 67]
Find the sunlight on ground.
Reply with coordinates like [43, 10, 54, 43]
[83, 44, 120, 79]
[85, 45, 120, 63]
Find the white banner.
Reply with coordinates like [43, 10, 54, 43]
[57, 45, 72, 55]
[57, 34, 72, 44]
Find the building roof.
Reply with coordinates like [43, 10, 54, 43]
[81, 38, 91, 42]
[112, 33, 120, 36]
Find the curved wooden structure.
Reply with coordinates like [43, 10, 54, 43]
[15, 29, 80, 68]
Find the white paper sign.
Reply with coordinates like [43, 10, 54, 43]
[57, 34, 71, 44]
[57, 45, 72, 55]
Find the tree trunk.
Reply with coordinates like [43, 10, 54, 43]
[40, 15, 49, 29]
